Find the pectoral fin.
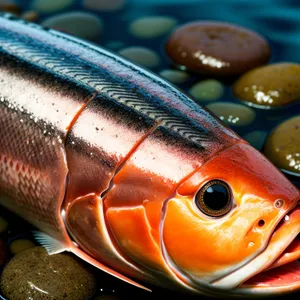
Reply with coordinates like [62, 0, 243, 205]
[33, 230, 69, 255]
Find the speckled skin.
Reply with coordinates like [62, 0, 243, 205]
[0, 13, 300, 297]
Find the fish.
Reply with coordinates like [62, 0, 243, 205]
[0, 12, 300, 298]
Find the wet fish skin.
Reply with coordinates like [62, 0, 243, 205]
[0, 13, 299, 297]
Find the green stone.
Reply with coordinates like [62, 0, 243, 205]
[206, 102, 256, 127]
[189, 79, 224, 102]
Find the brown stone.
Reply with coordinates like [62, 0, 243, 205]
[165, 21, 270, 77]
[0, 3, 21, 15]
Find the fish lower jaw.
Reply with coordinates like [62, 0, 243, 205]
[213, 205, 300, 295]
[238, 234, 300, 295]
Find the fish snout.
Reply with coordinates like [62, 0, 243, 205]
[247, 196, 298, 246]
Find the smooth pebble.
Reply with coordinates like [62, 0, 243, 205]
[233, 63, 300, 108]
[10, 239, 35, 254]
[159, 69, 190, 84]
[0, 216, 8, 234]
[83, 0, 124, 11]
[21, 10, 39, 22]
[264, 116, 300, 176]
[129, 16, 177, 38]
[42, 11, 103, 42]
[189, 79, 224, 102]
[243, 130, 268, 150]
[119, 46, 160, 68]
[206, 102, 256, 127]
[0, 247, 97, 299]
[31, 0, 74, 13]
[165, 21, 270, 76]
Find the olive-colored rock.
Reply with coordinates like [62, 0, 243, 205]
[31, 0, 74, 13]
[165, 21, 270, 76]
[83, 0, 124, 11]
[42, 11, 103, 42]
[189, 79, 224, 102]
[119, 46, 161, 69]
[264, 116, 300, 175]
[159, 69, 190, 84]
[1, 246, 97, 300]
[233, 63, 300, 108]
[129, 16, 177, 39]
[9, 238, 35, 255]
[206, 102, 256, 127]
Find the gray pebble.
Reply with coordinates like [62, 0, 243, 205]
[119, 46, 161, 68]
[129, 16, 177, 38]
[42, 11, 103, 42]
[159, 69, 190, 84]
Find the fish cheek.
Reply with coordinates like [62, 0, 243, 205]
[106, 206, 167, 272]
[162, 197, 266, 281]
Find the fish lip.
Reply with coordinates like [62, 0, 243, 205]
[212, 204, 300, 291]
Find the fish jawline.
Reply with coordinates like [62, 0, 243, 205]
[212, 205, 300, 295]
[237, 207, 300, 295]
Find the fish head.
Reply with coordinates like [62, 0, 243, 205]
[162, 142, 300, 296]
[64, 141, 300, 297]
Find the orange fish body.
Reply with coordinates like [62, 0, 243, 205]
[0, 13, 299, 297]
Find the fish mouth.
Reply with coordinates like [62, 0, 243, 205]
[213, 204, 300, 295]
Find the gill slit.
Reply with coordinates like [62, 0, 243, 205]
[57, 91, 98, 249]
[62, 90, 161, 277]
[65, 91, 97, 132]
[96, 121, 161, 276]
[100, 120, 161, 199]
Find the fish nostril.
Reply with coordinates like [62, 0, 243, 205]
[258, 219, 265, 227]
[274, 199, 284, 209]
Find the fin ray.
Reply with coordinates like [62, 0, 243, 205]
[32, 231, 68, 255]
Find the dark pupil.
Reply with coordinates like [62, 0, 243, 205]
[203, 184, 229, 211]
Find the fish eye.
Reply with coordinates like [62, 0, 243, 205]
[195, 180, 232, 217]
